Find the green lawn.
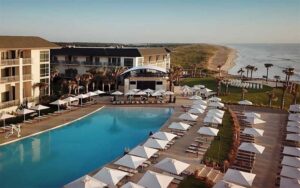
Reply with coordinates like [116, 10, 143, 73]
[178, 176, 207, 188]
[180, 77, 298, 109]
[204, 111, 233, 163]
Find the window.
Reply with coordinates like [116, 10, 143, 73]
[109, 57, 121, 66]
[95, 57, 100, 63]
[40, 78, 49, 96]
[40, 51, 49, 62]
[124, 58, 133, 68]
[130, 81, 136, 85]
[156, 81, 163, 85]
[40, 64, 49, 77]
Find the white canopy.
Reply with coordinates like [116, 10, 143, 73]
[189, 95, 202, 100]
[191, 104, 207, 110]
[30, 105, 50, 117]
[223, 169, 256, 187]
[289, 114, 300, 122]
[151, 132, 177, 141]
[168, 122, 191, 131]
[280, 165, 300, 179]
[64, 175, 107, 188]
[242, 128, 264, 137]
[50, 99, 67, 105]
[144, 88, 154, 93]
[0, 113, 15, 127]
[287, 121, 300, 127]
[111, 91, 123, 95]
[287, 126, 300, 133]
[136, 91, 147, 96]
[213, 180, 247, 188]
[204, 115, 222, 124]
[94, 90, 106, 95]
[63, 97, 79, 103]
[208, 109, 225, 115]
[193, 100, 207, 105]
[143, 138, 169, 149]
[238, 142, 265, 154]
[208, 101, 225, 108]
[154, 157, 190, 175]
[286, 134, 300, 142]
[280, 177, 300, 188]
[245, 117, 266, 125]
[138, 171, 173, 188]
[283, 146, 300, 157]
[121, 182, 145, 188]
[17, 108, 35, 121]
[114, 154, 147, 169]
[201, 88, 213, 93]
[206, 112, 224, 119]
[129, 146, 158, 159]
[86, 91, 97, 97]
[289, 104, 300, 113]
[208, 97, 222, 102]
[125, 90, 136, 96]
[75, 94, 88, 99]
[93, 167, 128, 186]
[188, 108, 204, 114]
[197, 127, 219, 136]
[152, 91, 163, 96]
[238, 100, 253, 105]
[178, 113, 198, 121]
[281, 156, 300, 168]
[244, 112, 261, 118]
[164, 91, 174, 95]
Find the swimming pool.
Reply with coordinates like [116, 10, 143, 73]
[0, 107, 173, 188]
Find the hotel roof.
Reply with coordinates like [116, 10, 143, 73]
[0, 36, 60, 50]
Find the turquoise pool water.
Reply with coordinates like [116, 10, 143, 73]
[0, 107, 173, 188]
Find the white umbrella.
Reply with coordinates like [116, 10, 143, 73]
[197, 127, 219, 136]
[238, 100, 253, 105]
[151, 132, 177, 141]
[164, 91, 174, 95]
[280, 165, 300, 179]
[213, 180, 247, 188]
[129, 146, 158, 159]
[75, 94, 88, 106]
[168, 122, 191, 131]
[204, 116, 222, 124]
[191, 104, 207, 110]
[94, 90, 105, 95]
[157, 89, 166, 93]
[121, 182, 145, 188]
[281, 156, 300, 168]
[144, 88, 154, 93]
[244, 112, 261, 118]
[136, 91, 147, 96]
[245, 117, 265, 124]
[289, 114, 300, 121]
[287, 126, 300, 133]
[63, 96, 79, 103]
[143, 138, 169, 149]
[193, 100, 207, 105]
[223, 169, 256, 187]
[181, 85, 190, 90]
[17, 108, 35, 121]
[242, 128, 264, 137]
[125, 90, 136, 96]
[114, 154, 147, 169]
[206, 112, 224, 119]
[155, 158, 190, 175]
[138, 171, 173, 188]
[208, 101, 225, 108]
[111, 91, 123, 95]
[0, 113, 15, 127]
[64, 175, 107, 188]
[280, 177, 300, 188]
[238, 142, 265, 154]
[132, 89, 140, 92]
[178, 113, 198, 121]
[283, 146, 300, 157]
[208, 109, 225, 115]
[93, 167, 128, 186]
[201, 88, 213, 94]
[86, 91, 97, 97]
[289, 104, 300, 113]
[152, 91, 162, 97]
[50, 99, 67, 111]
[287, 121, 300, 127]
[188, 108, 204, 114]
[208, 97, 222, 102]
[30, 104, 49, 117]
[189, 95, 202, 100]
[286, 134, 300, 142]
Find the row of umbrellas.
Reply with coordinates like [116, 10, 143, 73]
[286, 105, 300, 141]
[112, 89, 174, 97]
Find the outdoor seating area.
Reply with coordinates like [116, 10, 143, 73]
[223, 79, 264, 89]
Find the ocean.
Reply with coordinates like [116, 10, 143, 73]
[227, 44, 300, 81]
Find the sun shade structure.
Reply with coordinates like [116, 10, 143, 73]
[289, 114, 300, 122]
[281, 156, 300, 168]
[238, 142, 265, 154]
[189, 95, 202, 100]
[30, 105, 49, 117]
[223, 169, 256, 187]
[204, 115, 222, 124]
[213, 180, 247, 188]
[154, 158, 190, 175]
[208, 97, 222, 102]
[151, 132, 177, 141]
[111, 91, 123, 95]
[86, 91, 97, 97]
[164, 91, 174, 95]
[242, 128, 264, 137]
[129, 146, 158, 159]
[197, 127, 219, 136]
[143, 138, 169, 149]
[283, 146, 300, 157]
[201, 88, 213, 93]
[287, 126, 300, 133]
[138, 171, 173, 188]
[50, 99, 67, 111]
[151, 91, 163, 96]
[93, 167, 128, 186]
[188, 108, 204, 114]
[144, 88, 154, 93]
[208, 101, 225, 108]
[125, 90, 136, 96]
[286, 134, 300, 142]
[243, 112, 261, 118]
[289, 104, 300, 113]
[121, 182, 145, 188]
[280, 177, 300, 188]
[244, 117, 265, 125]
[63, 97, 79, 103]
[17, 108, 35, 121]
[114, 154, 147, 169]
[178, 113, 198, 121]
[206, 111, 224, 119]
[94, 90, 106, 95]
[168, 122, 191, 131]
[191, 104, 207, 110]
[238, 100, 253, 105]
[64, 175, 107, 188]
[76, 94, 89, 99]
[280, 165, 300, 179]
[193, 100, 207, 105]
[208, 109, 225, 115]
[136, 91, 147, 96]
[0, 113, 15, 127]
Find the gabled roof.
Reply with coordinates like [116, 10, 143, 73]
[0, 36, 60, 50]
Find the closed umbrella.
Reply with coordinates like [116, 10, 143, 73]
[30, 104, 49, 117]
[154, 158, 190, 175]
[17, 108, 35, 121]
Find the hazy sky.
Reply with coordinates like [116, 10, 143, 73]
[0, 0, 299, 43]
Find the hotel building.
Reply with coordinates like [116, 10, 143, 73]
[0, 36, 60, 113]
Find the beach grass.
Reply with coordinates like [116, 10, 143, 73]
[178, 175, 207, 188]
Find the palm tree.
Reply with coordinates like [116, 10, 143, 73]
[237, 68, 245, 79]
[168, 65, 183, 91]
[245, 65, 251, 78]
[50, 68, 59, 95]
[266, 90, 277, 107]
[264, 63, 273, 82]
[33, 82, 49, 100]
[111, 67, 125, 91]
[274, 75, 280, 88]
[281, 68, 294, 109]
[249, 66, 257, 79]
[80, 73, 93, 93]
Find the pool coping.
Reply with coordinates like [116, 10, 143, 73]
[0, 106, 106, 146]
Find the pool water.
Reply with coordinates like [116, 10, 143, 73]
[0, 107, 173, 188]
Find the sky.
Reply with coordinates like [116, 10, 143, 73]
[0, 0, 299, 44]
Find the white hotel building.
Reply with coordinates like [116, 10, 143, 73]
[0, 36, 60, 113]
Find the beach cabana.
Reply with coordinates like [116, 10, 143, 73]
[197, 127, 219, 136]
[138, 171, 173, 188]
[223, 169, 256, 187]
[0, 113, 15, 127]
[283, 146, 300, 157]
[64, 175, 107, 188]
[280, 177, 300, 188]
[238, 142, 265, 154]
[93, 167, 128, 187]
[238, 100, 253, 106]
[280, 165, 300, 179]
[114, 154, 147, 169]
[129, 146, 158, 159]
[281, 156, 300, 168]
[204, 115, 222, 125]
[286, 134, 300, 142]
[154, 157, 190, 175]
[244, 112, 261, 118]
[30, 104, 49, 117]
[245, 117, 265, 125]
[213, 180, 247, 188]
[121, 182, 145, 188]
[50, 99, 67, 111]
[168, 122, 191, 131]
[242, 128, 264, 137]
[193, 100, 207, 105]
[17, 108, 35, 121]
[151, 132, 177, 141]
[189, 95, 202, 100]
[289, 104, 300, 113]
[188, 108, 204, 114]
[178, 113, 198, 121]
[143, 138, 169, 150]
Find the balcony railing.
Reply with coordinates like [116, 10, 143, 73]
[0, 75, 20, 83]
[23, 74, 32, 81]
[0, 59, 19, 66]
[23, 58, 32, 65]
[0, 99, 20, 110]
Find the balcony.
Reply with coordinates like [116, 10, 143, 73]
[0, 99, 20, 110]
[23, 74, 32, 81]
[0, 59, 19, 66]
[23, 58, 32, 65]
[0, 75, 20, 83]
